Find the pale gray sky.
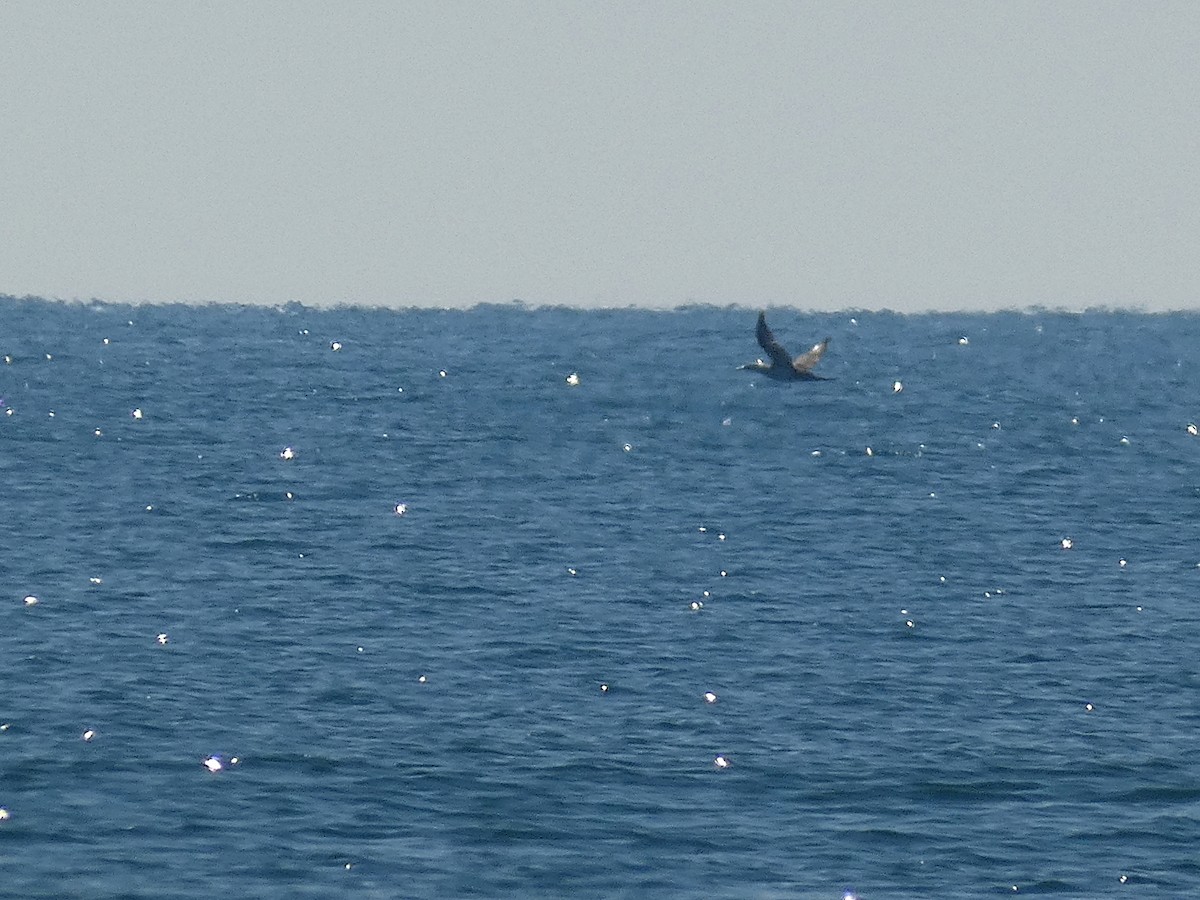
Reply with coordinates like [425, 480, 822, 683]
[3, 1, 1198, 310]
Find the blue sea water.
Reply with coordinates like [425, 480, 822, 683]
[2, 296, 1199, 898]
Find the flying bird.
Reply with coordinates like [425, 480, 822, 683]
[739, 311, 831, 381]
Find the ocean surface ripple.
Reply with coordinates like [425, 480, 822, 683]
[2, 297, 1199, 898]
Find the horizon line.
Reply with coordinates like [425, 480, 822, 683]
[2, 291, 1198, 316]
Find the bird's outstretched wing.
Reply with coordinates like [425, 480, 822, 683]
[755, 312, 794, 370]
[791, 337, 830, 374]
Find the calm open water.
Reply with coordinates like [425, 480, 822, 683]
[2, 297, 1199, 898]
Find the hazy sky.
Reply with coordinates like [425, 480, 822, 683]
[3, 1, 1199, 310]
